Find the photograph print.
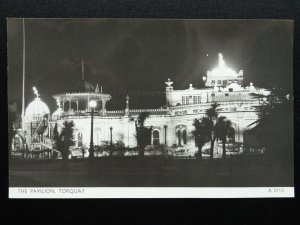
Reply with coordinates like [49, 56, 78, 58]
[7, 19, 294, 198]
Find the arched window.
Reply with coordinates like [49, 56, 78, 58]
[71, 102, 77, 111]
[63, 102, 69, 112]
[182, 130, 187, 145]
[177, 130, 181, 146]
[228, 127, 235, 142]
[153, 130, 160, 145]
[77, 132, 83, 147]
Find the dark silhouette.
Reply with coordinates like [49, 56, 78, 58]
[205, 103, 220, 160]
[130, 112, 152, 157]
[249, 85, 293, 163]
[215, 116, 233, 159]
[52, 121, 75, 161]
[192, 117, 211, 160]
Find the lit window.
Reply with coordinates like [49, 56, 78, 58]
[182, 96, 186, 105]
[193, 96, 197, 104]
[186, 96, 189, 105]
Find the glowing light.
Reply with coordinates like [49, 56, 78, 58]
[89, 100, 97, 108]
[202, 76, 207, 81]
[218, 53, 225, 67]
[208, 53, 238, 78]
[32, 86, 40, 98]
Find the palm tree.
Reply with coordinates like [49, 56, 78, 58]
[248, 85, 293, 162]
[215, 116, 232, 159]
[52, 121, 75, 161]
[205, 102, 220, 160]
[192, 117, 212, 160]
[130, 112, 152, 157]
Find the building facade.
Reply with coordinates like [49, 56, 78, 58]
[20, 54, 268, 157]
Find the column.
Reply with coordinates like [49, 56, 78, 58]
[102, 99, 106, 115]
[87, 96, 90, 112]
[76, 100, 79, 112]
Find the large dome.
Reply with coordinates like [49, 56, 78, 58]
[25, 97, 50, 118]
[210, 66, 237, 78]
[209, 53, 238, 78]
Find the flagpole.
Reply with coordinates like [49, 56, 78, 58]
[21, 18, 26, 129]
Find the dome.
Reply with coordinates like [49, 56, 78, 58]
[210, 66, 237, 78]
[25, 97, 50, 118]
[226, 82, 243, 91]
[208, 53, 238, 78]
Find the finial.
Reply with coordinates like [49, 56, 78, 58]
[32, 86, 40, 98]
[165, 78, 173, 87]
[95, 83, 100, 93]
[81, 60, 85, 81]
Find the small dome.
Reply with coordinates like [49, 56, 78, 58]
[226, 82, 243, 91]
[25, 97, 50, 118]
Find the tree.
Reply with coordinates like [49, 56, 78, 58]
[192, 117, 211, 160]
[205, 102, 220, 160]
[52, 121, 75, 161]
[130, 112, 152, 157]
[215, 116, 232, 159]
[249, 85, 293, 163]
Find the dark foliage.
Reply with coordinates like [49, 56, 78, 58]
[52, 121, 75, 160]
[249, 85, 293, 164]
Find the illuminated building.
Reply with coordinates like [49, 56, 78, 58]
[20, 54, 268, 158]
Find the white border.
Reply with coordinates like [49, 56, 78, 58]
[9, 187, 294, 198]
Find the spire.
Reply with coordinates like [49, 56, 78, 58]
[124, 94, 130, 116]
[95, 83, 100, 93]
[126, 94, 130, 109]
[81, 59, 85, 81]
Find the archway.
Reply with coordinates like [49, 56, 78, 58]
[153, 130, 160, 145]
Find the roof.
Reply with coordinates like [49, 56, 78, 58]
[25, 98, 50, 118]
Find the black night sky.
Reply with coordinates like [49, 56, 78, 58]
[7, 19, 293, 112]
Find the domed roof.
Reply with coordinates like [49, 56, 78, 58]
[25, 97, 50, 118]
[226, 82, 243, 91]
[208, 53, 238, 78]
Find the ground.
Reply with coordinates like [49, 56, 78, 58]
[9, 155, 293, 187]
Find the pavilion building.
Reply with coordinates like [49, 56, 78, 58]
[19, 54, 268, 158]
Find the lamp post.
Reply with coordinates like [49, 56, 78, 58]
[89, 100, 97, 159]
[110, 126, 113, 146]
[164, 125, 167, 145]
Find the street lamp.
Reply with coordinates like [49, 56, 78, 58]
[89, 100, 97, 159]
[110, 126, 113, 146]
